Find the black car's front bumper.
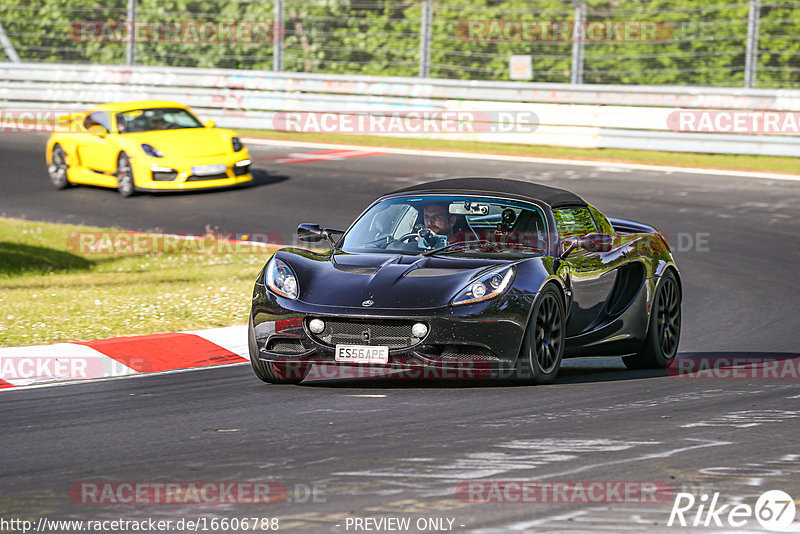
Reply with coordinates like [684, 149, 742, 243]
[251, 282, 533, 378]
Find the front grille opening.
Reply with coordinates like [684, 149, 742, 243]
[440, 345, 500, 361]
[266, 338, 307, 354]
[187, 172, 229, 181]
[309, 318, 422, 350]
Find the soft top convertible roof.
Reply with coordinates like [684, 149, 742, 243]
[388, 177, 587, 208]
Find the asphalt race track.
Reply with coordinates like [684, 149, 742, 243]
[1, 132, 799, 533]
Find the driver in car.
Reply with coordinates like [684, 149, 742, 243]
[423, 202, 456, 239]
[151, 115, 168, 131]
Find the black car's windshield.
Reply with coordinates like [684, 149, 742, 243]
[115, 107, 203, 133]
[339, 195, 548, 257]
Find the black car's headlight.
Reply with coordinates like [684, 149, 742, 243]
[451, 266, 515, 306]
[232, 137, 243, 152]
[141, 143, 163, 158]
[266, 257, 298, 299]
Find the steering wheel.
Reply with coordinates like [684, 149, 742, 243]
[360, 234, 392, 248]
[363, 232, 421, 249]
[395, 232, 421, 244]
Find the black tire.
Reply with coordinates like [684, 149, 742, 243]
[623, 270, 681, 369]
[48, 144, 71, 189]
[515, 284, 565, 385]
[116, 153, 136, 197]
[248, 316, 308, 384]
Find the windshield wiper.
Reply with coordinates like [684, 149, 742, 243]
[420, 240, 489, 257]
[494, 242, 544, 254]
[421, 240, 543, 257]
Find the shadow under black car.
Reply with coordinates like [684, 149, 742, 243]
[290, 351, 800, 388]
[297, 357, 647, 389]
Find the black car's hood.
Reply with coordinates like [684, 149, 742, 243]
[277, 249, 514, 309]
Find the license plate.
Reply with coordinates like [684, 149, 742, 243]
[335, 344, 389, 364]
[192, 163, 227, 176]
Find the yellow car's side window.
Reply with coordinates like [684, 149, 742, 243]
[83, 112, 109, 133]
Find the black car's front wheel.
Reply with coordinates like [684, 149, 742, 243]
[516, 284, 565, 384]
[248, 316, 309, 384]
[623, 270, 681, 369]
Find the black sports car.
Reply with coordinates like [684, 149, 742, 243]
[249, 177, 681, 384]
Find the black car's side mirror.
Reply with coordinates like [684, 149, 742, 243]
[580, 233, 614, 253]
[297, 223, 344, 247]
[559, 237, 578, 259]
[297, 223, 325, 242]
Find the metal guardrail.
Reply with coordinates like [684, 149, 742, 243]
[2, 62, 799, 157]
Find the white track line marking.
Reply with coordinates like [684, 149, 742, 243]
[536, 438, 731, 480]
[243, 138, 800, 182]
[500, 509, 592, 530]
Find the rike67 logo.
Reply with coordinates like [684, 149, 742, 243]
[668, 489, 797, 531]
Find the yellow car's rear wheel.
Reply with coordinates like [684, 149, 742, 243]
[48, 144, 71, 189]
[116, 153, 136, 197]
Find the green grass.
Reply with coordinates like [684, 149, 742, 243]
[238, 129, 799, 176]
[0, 218, 278, 347]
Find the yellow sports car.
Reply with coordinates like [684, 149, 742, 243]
[45, 101, 253, 196]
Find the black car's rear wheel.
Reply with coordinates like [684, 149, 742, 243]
[116, 153, 136, 197]
[48, 144, 71, 189]
[516, 284, 565, 384]
[248, 316, 309, 384]
[623, 270, 681, 369]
